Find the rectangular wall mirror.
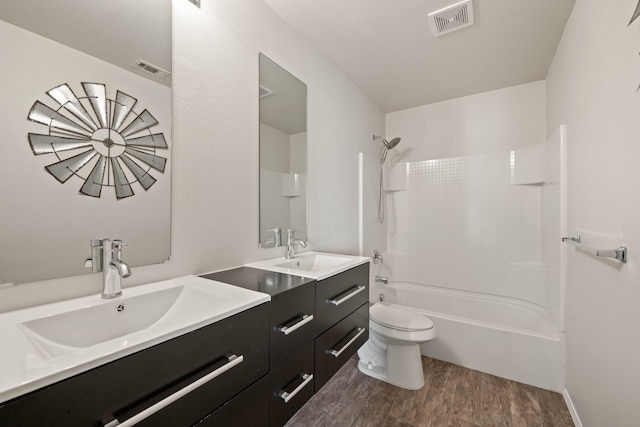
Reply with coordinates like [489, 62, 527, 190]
[0, 0, 172, 284]
[259, 54, 308, 248]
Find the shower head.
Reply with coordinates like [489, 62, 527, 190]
[385, 137, 401, 150]
[373, 135, 401, 149]
[374, 135, 402, 163]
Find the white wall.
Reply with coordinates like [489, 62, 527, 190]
[0, 0, 384, 312]
[386, 81, 547, 162]
[547, 1, 640, 425]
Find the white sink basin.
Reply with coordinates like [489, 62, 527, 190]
[246, 251, 369, 280]
[275, 254, 351, 272]
[0, 275, 269, 403]
[22, 285, 187, 357]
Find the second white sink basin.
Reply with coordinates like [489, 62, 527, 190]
[275, 254, 350, 272]
[246, 251, 369, 280]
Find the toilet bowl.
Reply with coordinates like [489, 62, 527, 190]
[357, 303, 436, 390]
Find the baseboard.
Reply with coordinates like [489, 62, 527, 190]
[562, 388, 583, 427]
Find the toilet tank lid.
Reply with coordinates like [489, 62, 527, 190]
[370, 303, 434, 331]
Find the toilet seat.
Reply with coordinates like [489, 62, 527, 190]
[370, 303, 434, 332]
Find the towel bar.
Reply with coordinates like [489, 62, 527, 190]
[562, 235, 627, 263]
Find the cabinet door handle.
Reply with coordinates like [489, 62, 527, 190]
[277, 314, 314, 335]
[278, 373, 314, 403]
[104, 354, 244, 427]
[328, 285, 366, 306]
[328, 327, 366, 358]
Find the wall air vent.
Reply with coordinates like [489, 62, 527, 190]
[428, 0, 474, 37]
[131, 60, 170, 79]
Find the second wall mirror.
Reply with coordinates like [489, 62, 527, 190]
[259, 54, 308, 248]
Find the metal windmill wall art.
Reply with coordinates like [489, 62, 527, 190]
[27, 82, 168, 199]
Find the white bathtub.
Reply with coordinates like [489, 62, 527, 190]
[378, 282, 565, 392]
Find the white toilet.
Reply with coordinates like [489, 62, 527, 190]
[357, 303, 436, 390]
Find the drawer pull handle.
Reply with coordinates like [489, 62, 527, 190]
[328, 285, 366, 306]
[329, 327, 366, 358]
[278, 373, 314, 403]
[278, 314, 314, 335]
[104, 354, 244, 427]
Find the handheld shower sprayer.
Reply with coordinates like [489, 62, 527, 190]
[373, 135, 402, 223]
[374, 135, 401, 164]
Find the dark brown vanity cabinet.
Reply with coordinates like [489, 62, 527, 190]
[315, 263, 370, 335]
[314, 303, 369, 390]
[0, 303, 270, 427]
[314, 263, 370, 391]
[203, 262, 370, 426]
[269, 282, 317, 369]
[268, 342, 315, 427]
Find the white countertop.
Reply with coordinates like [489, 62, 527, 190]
[0, 275, 270, 404]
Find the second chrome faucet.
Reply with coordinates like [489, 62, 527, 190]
[285, 229, 307, 259]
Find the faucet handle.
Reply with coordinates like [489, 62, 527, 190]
[267, 228, 282, 247]
[110, 239, 127, 261]
[84, 239, 104, 272]
[372, 249, 384, 265]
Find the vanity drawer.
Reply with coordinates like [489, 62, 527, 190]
[315, 263, 369, 335]
[196, 374, 270, 427]
[314, 302, 369, 392]
[269, 342, 315, 427]
[0, 303, 270, 427]
[270, 281, 316, 369]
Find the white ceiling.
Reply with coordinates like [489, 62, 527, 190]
[264, 0, 576, 112]
[0, 0, 172, 86]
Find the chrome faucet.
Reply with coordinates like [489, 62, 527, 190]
[264, 228, 283, 248]
[100, 239, 131, 299]
[375, 276, 388, 284]
[285, 229, 307, 259]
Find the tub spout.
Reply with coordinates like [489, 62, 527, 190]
[375, 276, 388, 284]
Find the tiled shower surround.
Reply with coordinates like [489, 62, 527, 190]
[380, 135, 562, 330]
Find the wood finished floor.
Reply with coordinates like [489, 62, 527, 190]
[286, 356, 574, 427]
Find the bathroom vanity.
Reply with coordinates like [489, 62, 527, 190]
[202, 259, 370, 426]
[0, 254, 369, 426]
[0, 303, 270, 426]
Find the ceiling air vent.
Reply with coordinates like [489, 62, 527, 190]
[428, 0, 474, 37]
[131, 60, 170, 79]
